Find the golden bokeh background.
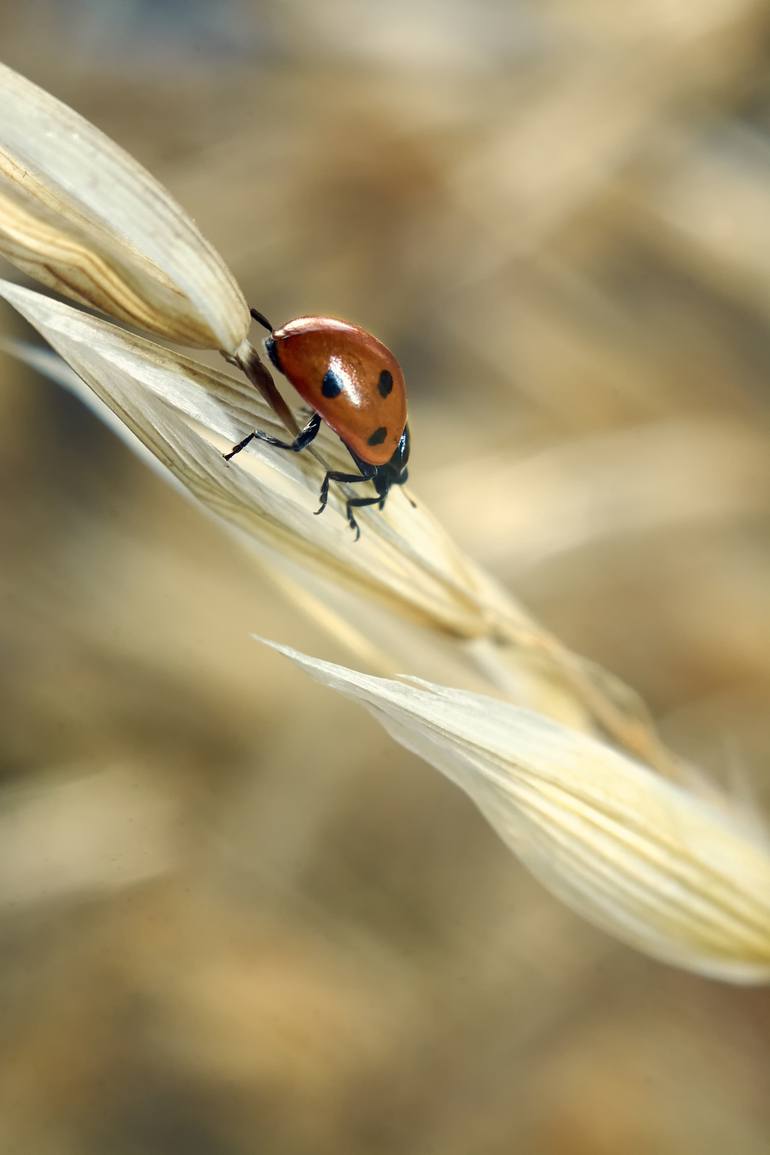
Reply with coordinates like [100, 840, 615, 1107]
[1, 3, 770, 1152]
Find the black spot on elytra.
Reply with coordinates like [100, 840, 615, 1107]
[378, 369, 393, 397]
[321, 369, 343, 398]
[367, 426, 387, 447]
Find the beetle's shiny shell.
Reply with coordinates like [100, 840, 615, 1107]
[269, 316, 407, 466]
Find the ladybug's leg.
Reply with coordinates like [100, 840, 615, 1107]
[250, 411, 322, 453]
[223, 431, 258, 460]
[315, 464, 376, 516]
[345, 495, 383, 541]
[224, 412, 321, 461]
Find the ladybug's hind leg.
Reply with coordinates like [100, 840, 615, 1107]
[224, 412, 321, 461]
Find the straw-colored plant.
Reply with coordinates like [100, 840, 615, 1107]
[2, 62, 769, 983]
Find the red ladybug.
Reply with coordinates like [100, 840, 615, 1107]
[225, 309, 411, 539]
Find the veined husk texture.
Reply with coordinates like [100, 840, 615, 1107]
[3, 65, 767, 984]
[4, 279, 769, 985]
[5, 286, 767, 986]
[0, 65, 674, 770]
[267, 642, 770, 985]
[0, 63, 248, 350]
[0, 278, 673, 778]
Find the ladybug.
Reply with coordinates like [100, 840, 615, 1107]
[225, 309, 411, 539]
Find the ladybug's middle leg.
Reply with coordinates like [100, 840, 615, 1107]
[344, 494, 385, 541]
[315, 465, 376, 515]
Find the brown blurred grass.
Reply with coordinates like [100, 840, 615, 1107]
[1, 2, 770, 1152]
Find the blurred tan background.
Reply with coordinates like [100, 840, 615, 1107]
[2, 3, 770, 1152]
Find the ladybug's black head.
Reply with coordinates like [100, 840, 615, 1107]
[347, 425, 410, 509]
[372, 424, 410, 497]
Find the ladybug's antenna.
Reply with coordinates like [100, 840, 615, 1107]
[250, 308, 274, 333]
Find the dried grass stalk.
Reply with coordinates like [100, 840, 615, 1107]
[264, 642, 770, 985]
[0, 63, 249, 350]
[3, 65, 768, 982]
[0, 278, 674, 776]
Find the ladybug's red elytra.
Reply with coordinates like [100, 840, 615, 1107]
[225, 309, 411, 539]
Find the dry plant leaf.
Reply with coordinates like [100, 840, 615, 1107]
[0, 63, 248, 350]
[0, 66, 688, 773]
[0, 278, 682, 775]
[3, 61, 763, 985]
[0, 280, 534, 636]
[263, 641, 770, 985]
